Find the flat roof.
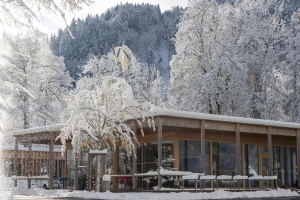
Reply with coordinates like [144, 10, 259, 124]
[9, 108, 300, 137]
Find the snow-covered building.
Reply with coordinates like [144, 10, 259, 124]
[9, 108, 300, 190]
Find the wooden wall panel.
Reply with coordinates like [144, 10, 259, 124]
[205, 121, 235, 132]
[240, 124, 267, 134]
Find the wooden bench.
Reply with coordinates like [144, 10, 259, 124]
[181, 173, 204, 192]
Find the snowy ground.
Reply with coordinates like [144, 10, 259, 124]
[0, 176, 299, 200]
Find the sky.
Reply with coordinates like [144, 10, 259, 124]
[38, 0, 189, 36]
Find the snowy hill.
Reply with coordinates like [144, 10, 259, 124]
[50, 3, 183, 82]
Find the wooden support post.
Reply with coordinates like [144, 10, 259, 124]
[201, 120, 205, 189]
[49, 133, 54, 190]
[102, 153, 106, 172]
[297, 130, 300, 189]
[132, 124, 137, 189]
[14, 137, 18, 187]
[157, 117, 162, 189]
[27, 138, 32, 189]
[74, 153, 79, 190]
[242, 144, 245, 188]
[113, 149, 118, 190]
[88, 154, 91, 191]
[173, 139, 179, 170]
[236, 124, 241, 188]
[268, 127, 273, 188]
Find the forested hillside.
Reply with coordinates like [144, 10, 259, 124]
[50, 3, 183, 81]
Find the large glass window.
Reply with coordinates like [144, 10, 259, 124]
[179, 140, 210, 174]
[245, 144, 258, 176]
[213, 142, 236, 176]
[274, 146, 296, 187]
[143, 141, 173, 172]
[118, 147, 132, 174]
[143, 142, 157, 172]
[179, 140, 210, 187]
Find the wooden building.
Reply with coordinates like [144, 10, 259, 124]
[9, 108, 300, 190]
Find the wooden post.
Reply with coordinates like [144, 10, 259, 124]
[132, 123, 137, 189]
[173, 139, 179, 170]
[101, 154, 106, 176]
[74, 152, 79, 190]
[14, 137, 18, 187]
[88, 154, 91, 191]
[201, 120, 205, 189]
[297, 130, 300, 189]
[268, 127, 273, 187]
[27, 138, 32, 189]
[157, 117, 162, 189]
[268, 127, 273, 175]
[113, 149, 118, 190]
[49, 133, 54, 190]
[236, 124, 241, 188]
[242, 144, 245, 188]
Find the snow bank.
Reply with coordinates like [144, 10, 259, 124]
[7, 188, 300, 200]
[1, 176, 299, 200]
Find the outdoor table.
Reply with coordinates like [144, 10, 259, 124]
[110, 175, 133, 190]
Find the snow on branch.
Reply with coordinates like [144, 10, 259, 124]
[59, 75, 155, 158]
[0, 0, 93, 36]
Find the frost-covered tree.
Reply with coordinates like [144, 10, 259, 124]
[60, 45, 157, 157]
[170, 0, 286, 120]
[0, 0, 93, 35]
[4, 32, 72, 129]
[74, 45, 167, 108]
[170, 0, 249, 116]
[283, 9, 300, 122]
[236, 0, 286, 120]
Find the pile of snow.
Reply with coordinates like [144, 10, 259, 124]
[102, 174, 111, 182]
[8, 188, 300, 200]
[0, 176, 299, 200]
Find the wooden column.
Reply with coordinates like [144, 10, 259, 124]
[297, 130, 300, 189]
[236, 124, 241, 175]
[200, 120, 205, 189]
[113, 149, 118, 190]
[49, 133, 54, 190]
[157, 117, 162, 189]
[242, 144, 245, 188]
[74, 153, 79, 190]
[173, 139, 179, 170]
[88, 154, 91, 191]
[27, 138, 32, 189]
[236, 124, 241, 188]
[268, 127, 273, 188]
[14, 137, 18, 187]
[132, 124, 137, 189]
[268, 127, 273, 175]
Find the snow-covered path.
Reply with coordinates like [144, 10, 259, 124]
[2, 188, 299, 200]
[1, 177, 299, 200]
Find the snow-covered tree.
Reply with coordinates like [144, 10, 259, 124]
[59, 45, 156, 157]
[74, 45, 167, 108]
[236, 0, 286, 120]
[4, 32, 72, 129]
[283, 9, 300, 122]
[170, 0, 249, 116]
[170, 0, 286, 120]
[0, 0, 93, 36]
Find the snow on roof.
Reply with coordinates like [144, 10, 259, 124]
[9, 124, 64, 136]
[152, 107, 300, 129]
[8, 108, 300, 137]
